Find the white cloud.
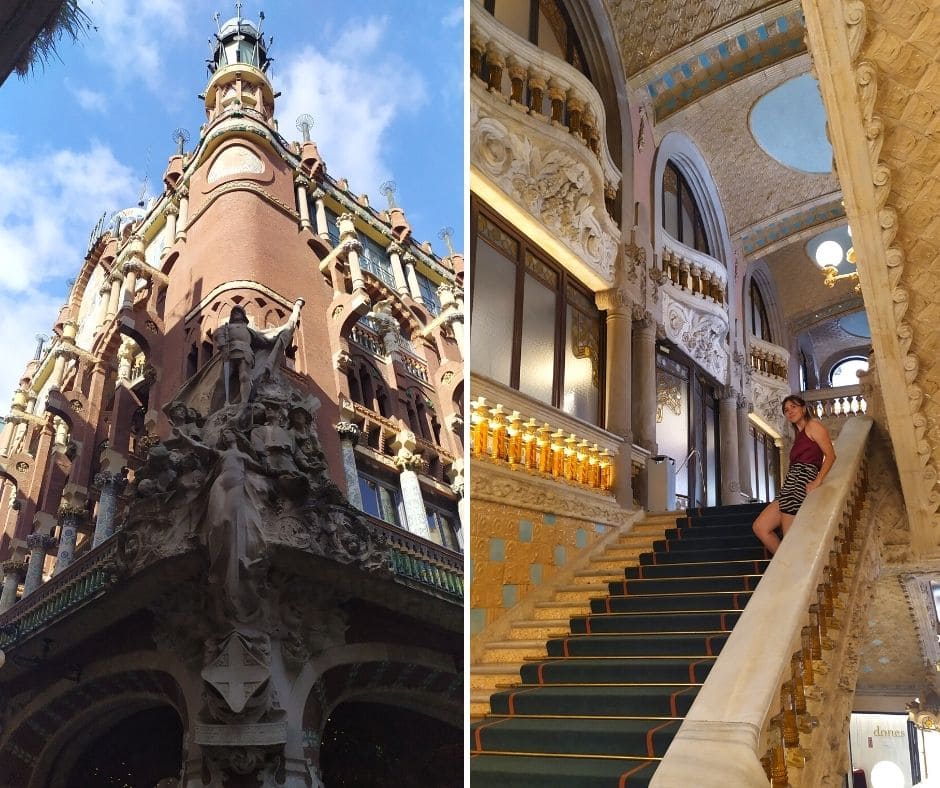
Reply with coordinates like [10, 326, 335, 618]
[70, 85, 108, 113]
[82, 0, 188, 90]
[441, 5, 463, 28]
[275, 16, 428, 199]
[0, 138, 138, 401]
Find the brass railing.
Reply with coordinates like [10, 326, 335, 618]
[470, 396, 614, 494]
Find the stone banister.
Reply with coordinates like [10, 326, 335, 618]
[748, 335, 790, 381]
[661, 232, 727, 289]
[651, 416, 873, 787]
[470, 8, 620, 194]
[802, 385, 867, 419]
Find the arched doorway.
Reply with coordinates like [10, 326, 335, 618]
[319, 701, 460, 787]
[61, 705, 183, 787]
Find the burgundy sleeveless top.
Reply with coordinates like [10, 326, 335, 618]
[790, 427, 824, 467]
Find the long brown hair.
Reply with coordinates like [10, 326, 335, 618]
[781, 394, 813, 434]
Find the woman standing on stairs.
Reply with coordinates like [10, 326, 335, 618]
[753, 394, 836, 554]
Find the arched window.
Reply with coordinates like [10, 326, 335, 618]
[662, 160, 710, 255]
[829, 357, 868, 388]
[748, 280, 772, 342]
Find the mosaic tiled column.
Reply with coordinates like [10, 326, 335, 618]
[334, 422, 364, 509]
[0, 559, 26, 612]
[92, 470, 127, 547]
[447, 459, 465, 549]
[23, 533, 54, 595]
[719, 390, 741, 504]
[55, 503, 85, 575]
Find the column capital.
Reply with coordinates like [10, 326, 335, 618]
[93, 469, 128, 493]
[341, 238, 363, 256]
[26, 533, 55, 551]
[387, 241, 405, 258]
[334, 421, 361, 444]
[309, 186, 326, 200]
[294, 173, 311, 188]
[1, 560, 25, 576]
[595, 287, 631, 313]
[402, 252, 417, 267]
[58, 503, 87, 522]
[393, 451, 424, 474]
[162, 203, 179, 218]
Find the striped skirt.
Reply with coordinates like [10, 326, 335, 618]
[776, 462, 821, 515]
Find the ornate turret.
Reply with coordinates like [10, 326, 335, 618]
[203, 6, 276, 125]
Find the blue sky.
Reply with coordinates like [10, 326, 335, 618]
[0, 0, 464, 403]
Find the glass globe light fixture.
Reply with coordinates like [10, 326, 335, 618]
[814, 239, 844, 270]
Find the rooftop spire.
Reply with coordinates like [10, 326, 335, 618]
[208, 4, 272, 75]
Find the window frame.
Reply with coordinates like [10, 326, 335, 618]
[748, 279, 772, 342]
[470, 197, 606, 424]
[662, 160, 711, 256]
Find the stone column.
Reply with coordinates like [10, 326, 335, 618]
[334, 422, 364, 509]
[444, 310, 465, 359]
[105, 271, 123, 321]
[387, 242, 410, 295]
[121, 259, 141, 309]
[403, 253, 424, 304]
[162, 204, 179, 256]
[95, 281, 112, 330]
[391, 430, 431, 540]
[737, 396, 753, 500]
[92, 470, 127, 547]
[718, 390, 741, 505]
[598, 288, 634, 509]
[49, 346, 68, 390]
[55, 505, 84, 574]
[23, 533, 54, 595]
[310, 187, 329, 241]
[0, 559, 25, 612]
[176, 188, 189, 242]
[295, 176, 312, 231]
[632, 312, 658, 453]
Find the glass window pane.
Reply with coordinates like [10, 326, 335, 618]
[358, 477, 382, 519]
[471, 238, 516, 385]
[680, 187, 695, 246]
[655, 367, 689, 500]
[563, 305, 599, 423]
[519, 271, 557, 404]
[830, 358, 868, 387]
[417, 272, 442, 316]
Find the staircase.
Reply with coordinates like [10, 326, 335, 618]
[470, 502, 770, 787]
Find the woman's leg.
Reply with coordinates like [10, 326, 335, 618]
[752, 500, 783, 553]
[780, 512, 796, 535]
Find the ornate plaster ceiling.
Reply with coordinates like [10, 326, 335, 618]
[654, 54, 839, 235]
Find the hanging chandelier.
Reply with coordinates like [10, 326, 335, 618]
[814, 227, 860, 291]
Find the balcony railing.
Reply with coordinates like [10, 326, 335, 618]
[655, 234, 727, 306]
[749, 336, 789, 382]
[469, 7, 620, 199]
[803, 385, 867, 419]
[365, 514, 463, 601]
[0, 539, 119, 651]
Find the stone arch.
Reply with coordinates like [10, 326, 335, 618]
[743, 261, 787, 347]
[652, 131, 732, 266]
[297, 649, 461, 773]
[0, 666, 189, 788]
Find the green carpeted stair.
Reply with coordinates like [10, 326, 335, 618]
[470, 502, 770, 787]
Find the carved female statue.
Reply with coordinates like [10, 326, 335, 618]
[174, 426, 269, 622]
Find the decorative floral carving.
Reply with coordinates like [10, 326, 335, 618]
[661, 291, 729, 382]
[471, 107, 617, 283]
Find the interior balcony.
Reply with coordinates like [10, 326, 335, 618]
[469, 5, 621, 292]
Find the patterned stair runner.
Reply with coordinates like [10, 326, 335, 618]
[470, 502, 769, 788]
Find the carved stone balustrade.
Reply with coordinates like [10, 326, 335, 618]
[748, 336, 790, 382]
[658, 235, 727, 306]
[469, 6, 621, 291]
[802, 386, 867, 420]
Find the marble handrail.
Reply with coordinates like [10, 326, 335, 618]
[651, 416, 873, 787]
[803, 385, 867, 418]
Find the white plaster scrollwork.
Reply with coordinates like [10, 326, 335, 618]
[750, 378, 790, 438]
[471, 101, 618, 283]
[660, 290, 729, 383]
